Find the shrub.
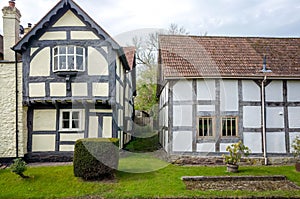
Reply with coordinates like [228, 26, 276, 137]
[223, 141, 251, 165]
[73, 138, 119, 180]
[292, 136, 300, 158]
[10, 158, 28, 178]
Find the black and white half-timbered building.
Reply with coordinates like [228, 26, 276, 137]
[0, 0, 136, 161]
[158, 35, 300, 163]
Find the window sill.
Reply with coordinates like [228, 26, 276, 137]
[54, 71, 84, 76]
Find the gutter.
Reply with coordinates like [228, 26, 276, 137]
[261, 75, 267, 165]
[15, 51, 19, 158]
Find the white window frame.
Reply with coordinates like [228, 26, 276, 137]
[59, 109, 84, 131]
[198, 117, 214, 138]
[53, 46, 85, 72]
[221, 117, 238, 137]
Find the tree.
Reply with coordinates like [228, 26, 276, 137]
[133, 24, 189, 114]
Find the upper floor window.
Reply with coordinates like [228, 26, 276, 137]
[222, 117, 238, 137]
[53, 46, 85, 72]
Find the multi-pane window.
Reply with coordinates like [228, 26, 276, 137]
[53, 46, 85, 72]
[198, 117, 213, 137]
[222, 117, 237, 136]
[60, 110, 82, 131]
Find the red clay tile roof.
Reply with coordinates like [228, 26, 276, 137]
[159, 35, 300, 78]
[123, 46, 136, 70]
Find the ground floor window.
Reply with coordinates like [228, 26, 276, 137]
[60, 110, 83, 131]
[221, 117, 237, 137]
[198, 117, 213, 137]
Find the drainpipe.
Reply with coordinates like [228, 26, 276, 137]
[15, 51, 19, 158]
[261, 75, 267, 165]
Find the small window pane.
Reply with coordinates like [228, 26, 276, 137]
[68, 46, 74, 54]
[76, 47, 83, 55]
[72, 120, 79, 128]
[72, 112, 79, 119]
[54, 47, 58, 55]
[63, 112, 70, 120]
[63, 121, 70, 129]
[68, 56, 75, 70]
[60, 56, 67, 69]
[199, 117, 213, 137]
[76, 56, 83, 70]
[59, 46, 66, 54]
[54, 56, 58, 71]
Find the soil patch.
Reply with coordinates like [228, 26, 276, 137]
[182, 175, 300, 191]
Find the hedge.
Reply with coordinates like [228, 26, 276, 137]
[73, 138, 119, 180]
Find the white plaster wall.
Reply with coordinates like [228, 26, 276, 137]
[290, 133, 300, 153]
[60, 145, 75, 152]
[220, 143, 235, 153]
[266, 107, 284, 128]
[29, 83, 46, 97]
[196, 143, 215, 152]
[243, 106, 261, 128]
[71, 31, 99, 40]
[88, 116, 98, 138]
[164, 130, 169, 152]
[33, 110, 56, 131]
[102, 116, 112, 138]
[53, 10, 85, 27]
[198, 105, 215, 112]
[88, 47, 109, 76]
[243, 132, 262, 153]
[197, 79, 215, 101]
[173, 80, 193, 101]
[173, 105, 193, 126]
[266, 132, 286, 153]
[72, 83, 88, 96]
[50, 83, 66, 97]
[287, 81, 300, 102]
[60, 133, 84, 142]
[288, 107, 300, 128]
[32, 135, 56, 152]
[30, 47, 50, 76]
[172, 131, 193, 152]
[220, 80, 238, 111]
[92, 83, 108, 97]
[39, 32, 66, 40]
[242, 80, 260, 101]
[0, 63, 26, 157]
[265, 81, 283, 102]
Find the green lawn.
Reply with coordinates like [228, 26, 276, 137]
[0, 155, 300, 198]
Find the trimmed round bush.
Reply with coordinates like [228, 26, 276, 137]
[73, 138, 119, 180]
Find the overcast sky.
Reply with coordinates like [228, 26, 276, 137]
[0, 0, 299, 42]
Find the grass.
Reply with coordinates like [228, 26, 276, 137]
[0, 155, 300, 198]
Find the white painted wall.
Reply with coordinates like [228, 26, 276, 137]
[266, 132, 286, 153]
[173, 105, 193, 126]
[29, 83, 46, 97]
[198, 105, 215, 112]
[173, 80, 193, 101]
[220, 143, 235, 153]
[243, 106, 261, 128]
[243, 132, 262, 153]
[197, 79, 215, 101]
[32, 135, 56, 152]
[172, 131, 193, 152]
[196, 143, 215, 152]
[242, 80, 260, 101]
[53, 10, 85, 27]
[30, 47, 50, 76]
[33, 110, 56, 131]
[72, 83, 88, 96]
[288, 107, 300, 128]
[265, 81, 283, 102]
[220, 80, 238, 111]
[266, 107, 284, 128]
[287, 81, 300, 102]
[88, 47, 108, 76]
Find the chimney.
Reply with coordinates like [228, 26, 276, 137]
[2, 0, 21, 61]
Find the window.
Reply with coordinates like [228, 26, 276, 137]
[222, 117, 237, 136]
[198, 117, 213, 137]
[53, 46, 85, 72]
[60, 110, 83, 131]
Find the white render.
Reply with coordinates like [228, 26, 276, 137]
[196, 143, 215, 152]
[265, 81, 283, 102]
[243, 106, 261, 128]
[244, 132, 262, 153]
[173, 105, 193, 126]
[242, 80, 260, 101]
[287, 81, 300, 102]
[173, 131, 193, 152]
[173, 80, 193, 101]
[266, 132, 286, 153]
[266, 107, 284, 128]
[197, 79, 215, 101]
[220, 80, 238, 111]
[288, 107, 300, 128]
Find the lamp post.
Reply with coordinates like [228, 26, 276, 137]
[261, 55, 272, 166]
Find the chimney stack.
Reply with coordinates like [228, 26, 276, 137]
[2, 0, 21, 61]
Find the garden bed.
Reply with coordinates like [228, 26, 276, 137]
[182, 175, 300, 191]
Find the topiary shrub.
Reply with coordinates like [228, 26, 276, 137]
[10, 158, 29, 178]
[73, 138, 119, 180]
